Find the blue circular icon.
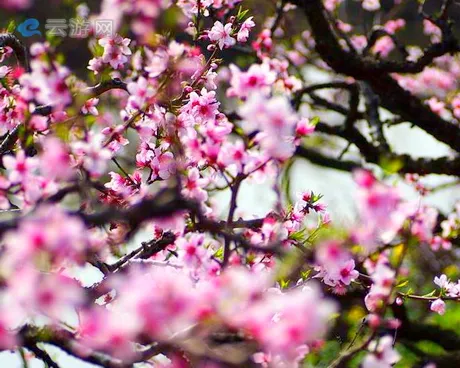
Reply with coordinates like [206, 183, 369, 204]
[17, 18, 42, 37]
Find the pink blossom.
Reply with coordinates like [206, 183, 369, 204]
[182, 167, 208, 202]
[0, 317, 16, 350]
[101, 124, 130, 153]
[110, 266, 201, 341]
[71, 133, 112, 177]
[371, 264, 395, 294]
[424, 20, 442, 42]
[105, 171, 142, 201]
[353, 171, 402, 249]
[252, 29, 273, 57]
[354, 169, 376, 188]
[19, 61, 72, 109]
[127, 76, 156, 111]
[149, 148, 175, 180]
[208, 21, 236, 50]
[227, 63, 276, 98]
[81, 98, 100, 116]
[0, 176, 10, 210]
[3, 206, 90, 269]
[296, 118, 316, 136]
[3, 150, 38, 184]
[0, 0, 31, 9]
[180, 88, 220, 124]
[99, 35, 132, 69]
[145, 48, 169, 78]
[315, 241, 359, 287]
[29, 115, 48, 132]
[0, 47, 13, 63]
[372, 36, 395, 58]
[88, 57, 104, 74]
[79, 306, 140, 360]
[451, 95, 460, 119]
[40, 137, 74, 180]
[337, 21, 352, 33]
[175, 233, 207, 267]
[177, 0, 213, 17]
[447, 282, 460, 298]
[430, 236, 452, 251]
[0, 84, 26, 134]
[253, 352, 271, 367]
[0, 4, 456, 365]
[426, 97, 446, 116]
[219, 140, 248, 173]
[384, 19, 406, 34]
[350, 35, 368, 51]
[237, 17, 255, 43]
[238, 93, 297, 160]
[362, 336, 400, 368]
[364, 263, 395, 312]
[338, 260, 359, 285]
[4, 267, 83, 322]
[30, 42, 50, 57]
[243, 284, 336, 360]
[430, 299, 446, 315]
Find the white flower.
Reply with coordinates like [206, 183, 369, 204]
[434, 274, 449, 289]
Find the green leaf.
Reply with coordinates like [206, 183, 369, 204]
[300, 269, 311, 280]
[279, 279, 290, 289]
[380, 156, 404, 174]
[237, 8, 250, 21]
[422, 289, 437, 298]
[6, 20, 16, 33]
[305, 226, 323, 244]
[289, 228, 308, 242]
[281, 158, 295, 207]
[415, 341, 447, 356]
[55, 123, 70, 142]
[303, 340, 341, 367]
[213, 247, 224, 261]
[56, 52, 66, 65]
[396, 279, 409, 288]
[310, 116, 320, 126]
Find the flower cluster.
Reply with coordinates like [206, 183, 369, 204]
[80, 266, 336, 364]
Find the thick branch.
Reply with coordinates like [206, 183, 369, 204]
[290, 0, 460, 152]
[0, 188, 195, 237]
[308, 122, 460, 176]
[295, 145, 362, 172]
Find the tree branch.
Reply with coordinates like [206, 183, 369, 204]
[290, 0, 460, 152]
